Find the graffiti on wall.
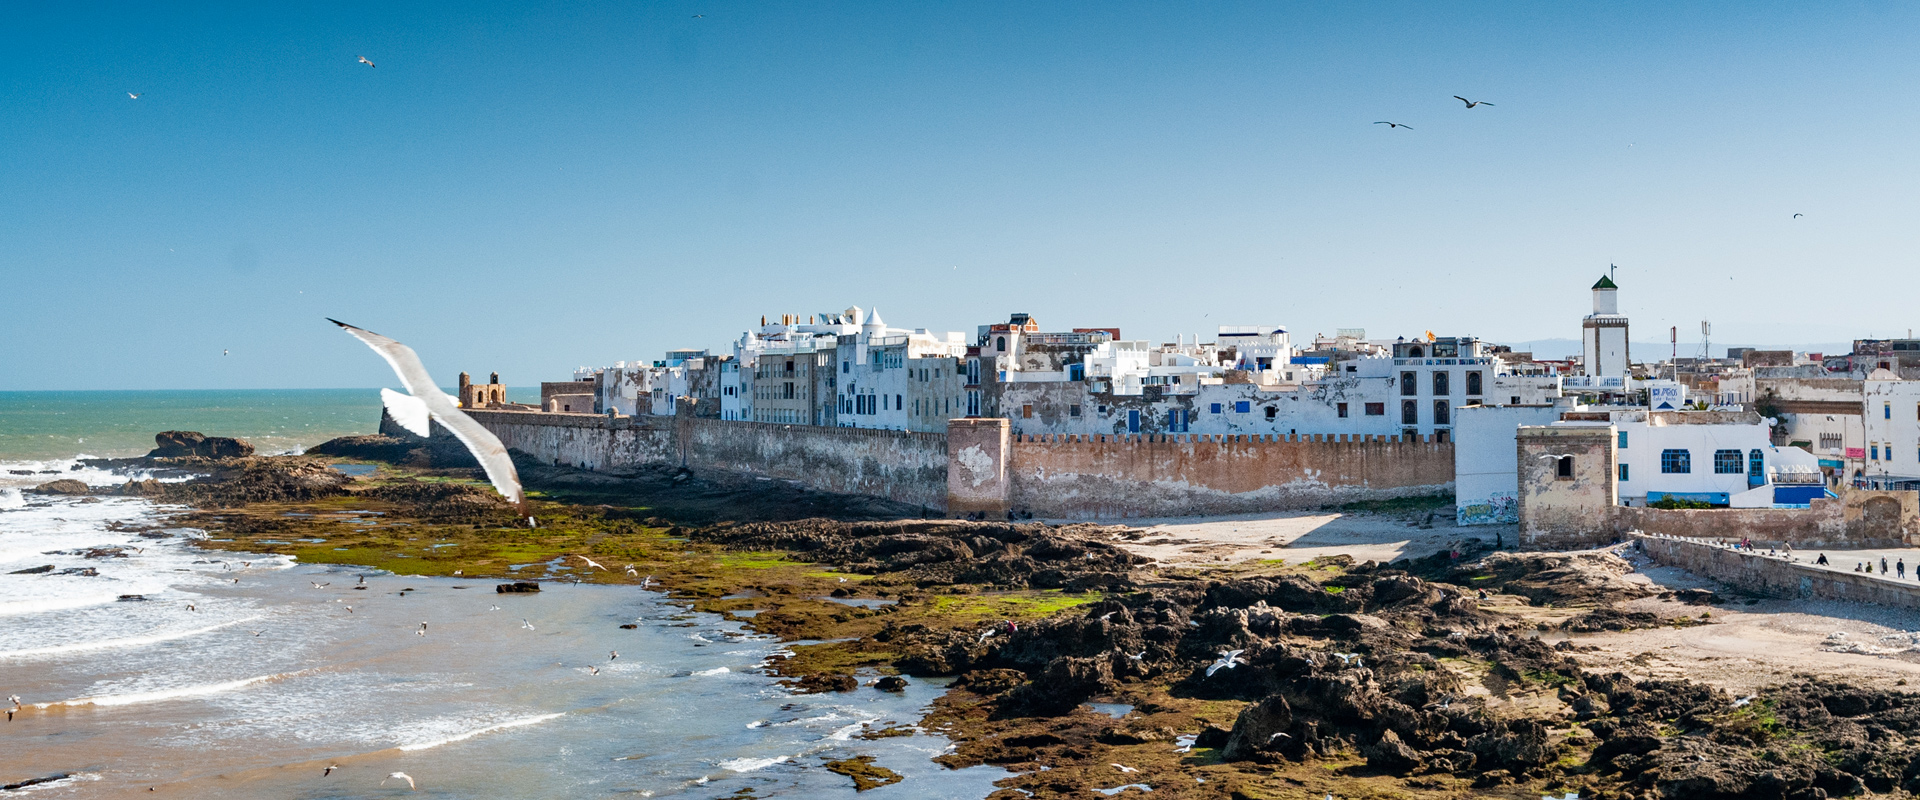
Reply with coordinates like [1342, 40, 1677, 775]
[1457, 492, 1518, 526]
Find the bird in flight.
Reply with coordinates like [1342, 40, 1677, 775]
[329, 319, 525, 512]
[358, 56, 376, 68]
[588, 666, 600, 675]
[692, 13, 705, 17]
[1111, 764, 1138, 773]
[382, 772, 415, 790]
[322, 765, 339, 777]
[577, 555, 609, 571]
[127, 92, 142, 99]
[1453, 95, 1494, 108]
[1332, 652, 1363, 666]
[1206, 649, 1246, 677]
[1793, 213, 1804, 219]
[1374, 121, 1413, 130]
[521, 618, 536, 630]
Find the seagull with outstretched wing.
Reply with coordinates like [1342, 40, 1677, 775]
[358, 56, 376, 68]
[1374, 121, 1412, 130]
[328, 319, 525, 513]
[1453, 95, 1494, 108]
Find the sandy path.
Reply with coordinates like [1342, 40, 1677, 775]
[1097, 510, 1514, 567]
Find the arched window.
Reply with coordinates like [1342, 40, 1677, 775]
[1408, 345, 1424, 358]
[997, 336, 1007, 351]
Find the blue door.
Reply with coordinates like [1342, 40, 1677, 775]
[1127, 410, 1140, 433]
[1748, 449, 1765, 488]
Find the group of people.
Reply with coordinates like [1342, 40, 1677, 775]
[1852, 556, 1909, 579]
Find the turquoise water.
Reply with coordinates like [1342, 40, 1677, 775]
[0, 389, 538, 460]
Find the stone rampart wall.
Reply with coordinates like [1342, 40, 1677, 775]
[1005, 432, 1454, 519]
[1633, 533, 1920, 609]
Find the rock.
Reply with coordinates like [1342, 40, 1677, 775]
[1223, 695, 1294, 760]
[788, 674, 859, 694]
[823, 755, 904, 792]
[10, 564, 54, 574]
[875, 676, 909, 692]
[30, 479, 90, 495]
[1573, 692, 1611, 721]
[148, 431, 255, 459]
[1364, 729, 1423, 772]
[1194, 723, 1233, 749]
[953, 669, 1028, 695]
[1008, 656, 1115, 715]
[495, 581, 541, 593]
[117, 594, 148, 602]
[618, 623, 638, 629]
[55, 567, 99, 577]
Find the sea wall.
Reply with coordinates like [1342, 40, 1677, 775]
[1004, 432, 1454, 519]
[466, 411, 1456, 519]
[1612, 490, 1918, 549]
[1633, 533, 1920, 609]
[466, 410, 947, 511]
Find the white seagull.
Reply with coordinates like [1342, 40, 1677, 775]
[358, 56, 376, 68]
[1207, 649, 1246, 677]
[610, 650, 619, 661]
[1453, 95, 1494, 108]
[1732, 694, 1758, 708]
[1111, 763, 1138, 773]
[1332, 652, 1363, 667]
[489, 604, 501, 611]
[577, 555, 609, 571]
[522, 619, 536, 630]
[329, 320, 525, 512]
[127, 92, 142, 99]
[1127, 651, 1146, 662]
[323, 764, 339, 776]
[382, 771, 415, 789]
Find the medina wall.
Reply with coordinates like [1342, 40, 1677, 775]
[1614, 490, 1918, 549]
[1634, 533, 1920, 609]
[465, 409, 948, 511]
[1003, 432, 1454, 519]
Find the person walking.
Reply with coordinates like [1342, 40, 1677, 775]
[1817, 553, 1829, 566]
[1883, 557, 1891, 574]
[1899, 559, 1906, 579]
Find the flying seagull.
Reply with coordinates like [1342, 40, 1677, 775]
[128, 92, 142, 99]
[1732, 694, 1758, 708]
[1536, 453, 1579, 460]
[382, 772, 415, 790]
[577, 555, 609, 571]
[1207, 649, 1246, 677]
[323, 765, 339, 777]
[1793, 213, 1804, 219]
[1332, 652, 1363, 667]
[328, 320, 525, 512]
[1111, 764, 1138, 773]
[1374, 121, 1412, 130]
[1453, 95, 1494, 108]
[522, 618, 536, 630]
[358, 56, 376, 68]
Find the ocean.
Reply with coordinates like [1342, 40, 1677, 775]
[0, 388, 539, 461]
[0, 392, 1009, 797]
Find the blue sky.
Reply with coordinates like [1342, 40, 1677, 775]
[4, 2, 1918, 389]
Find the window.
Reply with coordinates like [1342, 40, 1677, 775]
[1465, 371, 1482, 396]
[1820, 433, 1843, 452]
[1210, 403, 1223, 414]
[1068, 364, 1084, 381]
[1749, 449, 1764, 480]
[1234, 401, 1250, 413]
[1510, 396, 1521, 405]
[1432, 371, 1450, 396]
[1617, 431, 1628, 449]
[996, 336, 1007, 351]
[1408, 345, 1424, 358]
[1661, 449, 1691, 474]
[895, 394, 902, 409]
[1872, 444, 1881, 460]
[1714, 449, 1743, 474]
[1022, 404, 1033, 418]
[1556, 456, 1574, 479]
[1887, 402, 1893, 420]
[1365, 402, 1385, 416]
[1619, 463, 1630, 481]
[1265, 406, 1278, 420]
[1433, 400, 1450, 425]
[1337, 402, 1349, 418]
[1401, 400, 1418, 425]
[1168, 409, 1188, 432]
[1401, 372, 1417, 396]
[1069, 404, 1081, 418]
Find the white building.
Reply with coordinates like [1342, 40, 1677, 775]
[1454, 404, 1565, 525]
[1863, 371, 1920, 489]
[833, 309, 969, 432]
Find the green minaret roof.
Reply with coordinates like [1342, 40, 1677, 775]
[1592, 275, 1618, 290]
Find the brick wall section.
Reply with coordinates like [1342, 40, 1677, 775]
[1005, 433, 1454, 519]
[1634, 533, 1920, 609]
[679, 417, 948, 510]
[465, 409, 947, 511]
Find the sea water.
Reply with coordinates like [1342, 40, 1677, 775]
[0, 399, 1011, 797]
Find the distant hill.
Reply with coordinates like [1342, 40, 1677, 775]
[1496, 339, 1858, 361]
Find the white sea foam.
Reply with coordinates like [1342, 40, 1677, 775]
[0, 615, 262, 660]
[396, 712, 566, 752]
[717, 755, 791, 772]
[37, 673, 288, 709]
[0, 488, 23, 509]
[828, 718, 882, 741]
[693, 666, 729, 676]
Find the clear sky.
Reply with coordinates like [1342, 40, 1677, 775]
[5, 2, 1919, 390]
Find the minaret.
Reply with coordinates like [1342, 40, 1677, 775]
[1581, 275, 1629, 378]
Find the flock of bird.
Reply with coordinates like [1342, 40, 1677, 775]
[1374, 94, 1495, 130]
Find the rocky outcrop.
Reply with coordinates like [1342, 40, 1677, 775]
[29, 479, 90, 495]
[148, 431, 254, 460]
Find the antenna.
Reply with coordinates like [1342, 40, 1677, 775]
[1610, 263, 1618, 282]
[1670, 326, 1678, 380]
[1697, 320, 1711, 363]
